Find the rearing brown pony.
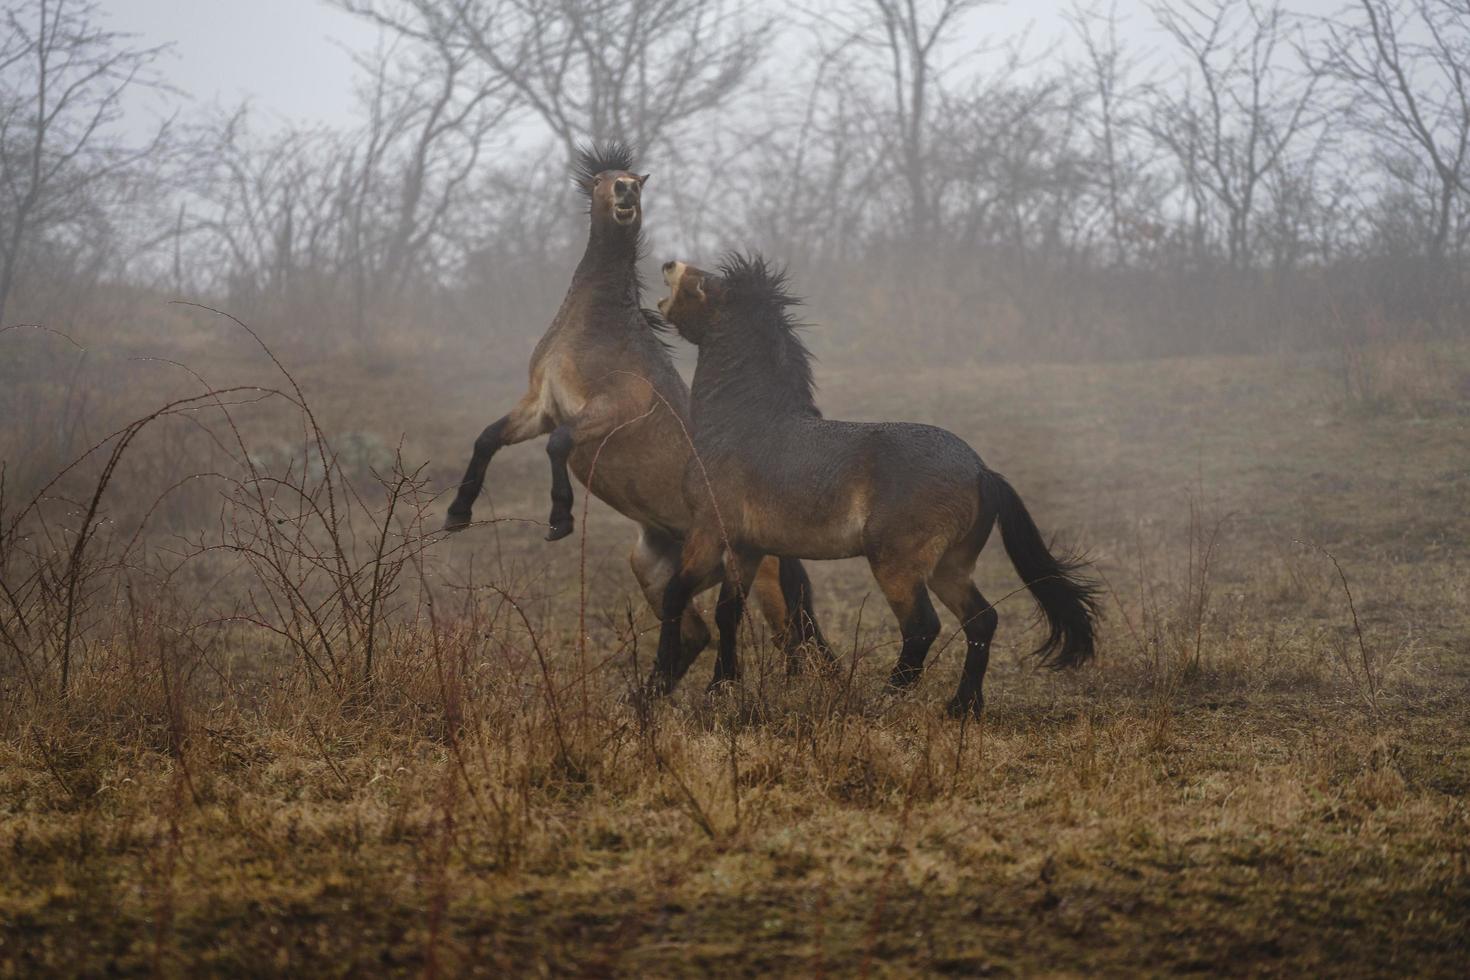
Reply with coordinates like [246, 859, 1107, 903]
[444, 146, 830, 682]
[650, 254, 1100, 717]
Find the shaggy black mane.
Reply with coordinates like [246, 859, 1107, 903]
[714, 252, 818, 415]
[718, 252, 802, 310]
[640, 306, 675, 353]
[573, 140, 639, 197]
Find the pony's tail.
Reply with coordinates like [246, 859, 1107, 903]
[980, 468, 1101, 670]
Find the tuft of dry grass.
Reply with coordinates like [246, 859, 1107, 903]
[1, 313, 1468, 976]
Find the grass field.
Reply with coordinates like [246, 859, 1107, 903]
[1, 308, 1468, 976]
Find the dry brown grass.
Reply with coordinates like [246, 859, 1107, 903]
[1, 308, 1468, 976]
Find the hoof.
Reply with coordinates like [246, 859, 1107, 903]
[545, 516, 575, 541]
[643, 672, 673, 699]
[786, 642, 838, 676]
[811, 650, 843, 677]
[945, 695, 984, 720]
[443, 509, 472, 532]
[706, 675, 739, 696]
[886, 666, 922, 691]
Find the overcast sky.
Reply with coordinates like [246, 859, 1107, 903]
[108, 0, 379, 127]
[104, 0, 1347, 130]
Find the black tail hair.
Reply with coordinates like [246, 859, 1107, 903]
[980, 468, 1101, 670]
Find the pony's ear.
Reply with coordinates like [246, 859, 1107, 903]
[637, 173, 650, 187]
[692, 277, 705, 302]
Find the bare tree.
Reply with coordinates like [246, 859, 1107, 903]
[1144, 0, 1322, 268]
[941, 68, 1100, 331]
[339, 0, 764, 159]
[1068, 0, 1162, 266]
[337, 35, 513, 335]
[0, 0, 170, 323]
[736, 30, 890, 264]
[1316, 0, 1470, 265]
[824, 0, 992, 244]
[182, 35, 512, 339]
[186, 113, 348, 315]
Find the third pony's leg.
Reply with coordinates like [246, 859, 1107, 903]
[870, 556, 942, 690]
[630, 527, 712, 685]
[445, 393, 549, 531]
[751, 557, 834, 674]
[544, 395, 625, 542]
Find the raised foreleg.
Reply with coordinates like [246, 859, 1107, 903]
[544, 394, 629, 542]
[445, 393, 550, 531]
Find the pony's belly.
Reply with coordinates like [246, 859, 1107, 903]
[739, 500, 866, 561]
[570, 444, 690, 533]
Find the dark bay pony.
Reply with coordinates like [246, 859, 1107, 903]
[444, 147, 830, 681]
[649, 254, 1100, 716]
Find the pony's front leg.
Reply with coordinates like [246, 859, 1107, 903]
[647, 527, 724, 697]
[544, 396, 623, 541]
[445, 394, 549, 531]
[710, 551, 762, 691]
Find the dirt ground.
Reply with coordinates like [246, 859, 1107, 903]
[1, 307, 1467, 975]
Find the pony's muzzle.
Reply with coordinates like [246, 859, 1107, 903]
[612, 179, 641, 224]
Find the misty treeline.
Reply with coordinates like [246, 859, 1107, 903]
[3, 0, 1470, 361]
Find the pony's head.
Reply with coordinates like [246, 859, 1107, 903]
[660, 253, 801, 337]
[661, 252, 817, 412]
[574, 141, 649, 231]
[658, 260, 724, 342]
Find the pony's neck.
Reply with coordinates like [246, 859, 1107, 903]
[573, 222, 641, 304]
[692, 309, 819, 428]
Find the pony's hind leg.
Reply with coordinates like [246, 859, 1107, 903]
[630, 528, 711, 684]
[870, 558, 942, 691]
[930, 566, 999, 719]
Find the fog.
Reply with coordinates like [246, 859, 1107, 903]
[4, 0, 1462, 360]
[4, 0, 1466, 535]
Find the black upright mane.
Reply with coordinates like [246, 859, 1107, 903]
[712, 252, 819, 416]
[573, 140, 638, 198]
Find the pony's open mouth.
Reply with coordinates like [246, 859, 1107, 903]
[657, 296, 670, 315]
[613, 205, 638, 224]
